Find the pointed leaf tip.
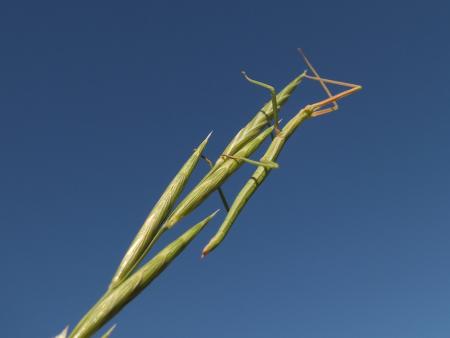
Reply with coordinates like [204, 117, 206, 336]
[101, 324, 117, 338]
[205, 130, 213, 141]
[54, 326, 69, 338]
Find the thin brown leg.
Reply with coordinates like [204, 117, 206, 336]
[298, 48, 338, 114]
[201, 155, 230, 211]
[300, 74, 362, 116]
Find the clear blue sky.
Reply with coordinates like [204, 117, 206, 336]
[1, 1, 449, 337]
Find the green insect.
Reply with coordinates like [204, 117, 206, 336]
[61, 50, 361, 338]
[202, 50, 362, 256]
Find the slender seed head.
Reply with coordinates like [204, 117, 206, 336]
[70, 210, 219, 338]
[109, 132, 212, 290]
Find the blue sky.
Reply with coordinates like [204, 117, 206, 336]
[1, 1, 449, 337]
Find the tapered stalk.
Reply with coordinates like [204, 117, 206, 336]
[109, 133, 212, 290]
[69, 211, 219, 338]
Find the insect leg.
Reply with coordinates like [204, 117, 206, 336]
[298, 48, 338, 115]
[201, 154, 230, 211]
[241, 71, 281, 135]
[306, 76, 362, 116]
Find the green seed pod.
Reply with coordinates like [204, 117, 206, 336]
[137, 126, 275, 262]
[109, 132, 212, 290]
[70, 210, 219, 338]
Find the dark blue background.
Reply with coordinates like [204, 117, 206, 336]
[1, 1, 449, 337]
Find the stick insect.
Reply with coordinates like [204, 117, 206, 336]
[61, 50, 361, 338]
[202, 50, 362, 256]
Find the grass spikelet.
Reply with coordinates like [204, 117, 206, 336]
[70, 210, 219, 338]
[109, 132, 212, 289]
